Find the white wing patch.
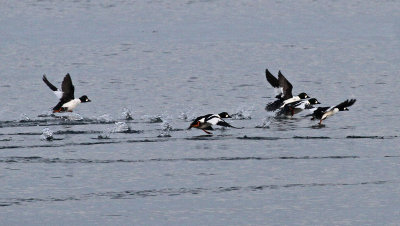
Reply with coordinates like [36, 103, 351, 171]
[296, 101, 308, 109]
[308, 107, 318, 113]
[206, 117, 222, 126]
[53, 90, 63, 99]
[281, 96, 300, 107]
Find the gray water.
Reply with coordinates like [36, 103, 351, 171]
[1, 0, 400, 225]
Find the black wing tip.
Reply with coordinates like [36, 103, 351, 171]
[265, 68, 280, 88]
[42, 74, 58, 91]
[348, 99, 357, 107]
[42, 74, 49, 82]
[335, 99, 357, 110]
[344, 98, 357, 106]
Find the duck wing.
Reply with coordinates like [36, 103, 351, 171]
[43, 75, 63, 99]
[278, 71, 293, 100]
[334, 99, 356, 110]
[265, 69, 279, 88]
[61, 73, 75, 101]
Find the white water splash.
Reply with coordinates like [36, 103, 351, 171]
[97, 114, 114, 122]
[40, 128, 54, 141]
[142, 114, 163, 123]
[179, 111, 196, 121]
[98, 128, 112, 139]
[67, 113, 83, 121]
[113, 121, 130, 133]
[158, 121, 173, 137]
[18, 113, 30, 122]
[179, 112, 189, 121]
[98, 121, 131, 139]
[231, 106, 253, 120]
[122, 107, 133, 120]
[256, 117, 271, 128]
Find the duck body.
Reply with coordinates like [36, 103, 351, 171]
[277, 98, 321, 117]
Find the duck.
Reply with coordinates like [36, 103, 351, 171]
[43, 73, 91, 113]
[308, 99, 356, 125]
[188, 112, 237, 134]
[265, 69, 309, 111]
[276, 98, 321, 117]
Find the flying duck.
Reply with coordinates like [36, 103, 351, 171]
[308, 99, 356, 125]
[265, 69, 309, 111]
[43, 73, 91, 113]
[188, 112, 237, 134]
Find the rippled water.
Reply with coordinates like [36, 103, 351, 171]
[1, 0, 400, 225]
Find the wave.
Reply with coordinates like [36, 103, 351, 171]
[0, 118, 117, 129]
[293, 136, 331, 139]
[0, 155, 359, 164]
[237, 135, 280, 140]
[346, 135, 398, 139]
[0, 179, 392, 207]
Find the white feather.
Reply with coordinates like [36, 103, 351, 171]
[281, 96, 300, 108]
[62, 99, 82, 111]
[207, 117, 222, 125]
[295, 100, 308, 109]
[322, 108, 339, 120]
[308, 107, 318, 113]
[53, 90, 63, 99]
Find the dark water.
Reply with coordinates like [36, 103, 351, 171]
[1, 0, 400, 225]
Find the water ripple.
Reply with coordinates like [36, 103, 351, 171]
[0, 155, 359, 164]
[0, 180, 393, 207]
